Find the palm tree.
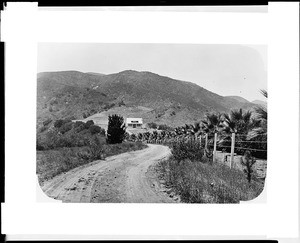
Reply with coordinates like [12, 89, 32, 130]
[143, 131, 151, 142]
[152, 130, 158, 143]
[221, 109, 255, 135]
[192, 122, 202, 139]
[185, 122, 202, 142]
[124, 132, 130, 141]
[130, 133, 136, 142]
[201, 112, 223, 135]
[174, 126, 185, 142]
[159, 130, 167, 144]
[248, 89, 267, 140]
[165, 131, 173, 144]
[201, 112, 223, 152]
[137, 133, 143, 141]
[220, 108, 263, 156]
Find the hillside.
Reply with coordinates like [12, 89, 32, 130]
[37, 70, 257, 129]
[226, 96, 250, 103]
[252, 100, 267, 107]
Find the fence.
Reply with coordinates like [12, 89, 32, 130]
[201, 132, 267, 168]
[126, 131, 267, 169]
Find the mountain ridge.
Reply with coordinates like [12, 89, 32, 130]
[37, 69, 258, 128]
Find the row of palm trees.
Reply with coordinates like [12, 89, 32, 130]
[126, 109, 266, 142]
[126, 90, 267, 157]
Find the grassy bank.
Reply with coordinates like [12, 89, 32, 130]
[37, 141, 147, 185]
[156, 158, 264, 203]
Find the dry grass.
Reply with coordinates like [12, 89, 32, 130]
[156, 158, 264, 203]
[37, 141, 147, 185]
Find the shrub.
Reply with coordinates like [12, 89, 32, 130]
[89, 136, 105, 160]
[241, 150, 257, 183]
[158, 124, 173, 131]
[77, 136, 105, 161]
[58, 122, 73, 134]
[106, 114, 126, 144]
[104, 103, 115, 110]
[54, 119, 64, 128]
[43, 118, 52, 127]
[118, 100, 125, 106]
[148, 122, 158, 129]
[74, 121, 86, 133]
[171, 139, 204, 162]
[89, 125, 102, 135]
[84, 120, 94, 129]
[36, 136, 45, 150]
[43, 129, 60, 149]
[39, 125, 47, 133]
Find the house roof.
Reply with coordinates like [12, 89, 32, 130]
[126, 118, 143, 124]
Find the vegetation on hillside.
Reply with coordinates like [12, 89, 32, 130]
[37, 119, 106, 150]
[37, 70, 258, 129]
[36, 116, 147, 185]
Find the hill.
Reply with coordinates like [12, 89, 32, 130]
[37, 70, 257, 129]
[226, 96, 250, 103]
[252, 100, 267, 107]
[85, 72, 106, 76]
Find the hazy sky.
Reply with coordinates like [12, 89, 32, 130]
[38, 43, 267, 102]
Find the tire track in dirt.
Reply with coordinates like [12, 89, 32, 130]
[40, 144, 176, 203]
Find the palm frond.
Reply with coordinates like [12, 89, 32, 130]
[260, 89, 268, 98]
[254, 106, 267, 120]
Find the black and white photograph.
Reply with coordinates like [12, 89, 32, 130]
[2, 2, 299, 241]
[37, 43, 267, 203]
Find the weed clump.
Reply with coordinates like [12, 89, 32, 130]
[157, 158, 263, 203]
[171, 139, 204, 162]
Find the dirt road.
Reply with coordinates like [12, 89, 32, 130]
[40, 144, 177, 203]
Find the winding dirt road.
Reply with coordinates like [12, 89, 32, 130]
[40, 144, 177, 203]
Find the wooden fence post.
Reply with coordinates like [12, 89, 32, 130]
[199, 135, 202, 147]
[205, 134, 208, 149]
[230, 133, 236, 168]
[213, 132, 217, 163]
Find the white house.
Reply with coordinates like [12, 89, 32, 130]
[126, 118, 143, 129]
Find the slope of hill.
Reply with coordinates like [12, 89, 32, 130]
[252, 100, 267, 107]
[86, 72, 106, 76]
[226, 96, 250, 103]
[37, 70, 257, 128]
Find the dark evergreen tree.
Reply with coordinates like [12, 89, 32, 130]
[106, 114, 126, 144]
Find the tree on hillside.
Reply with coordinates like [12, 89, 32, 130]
[106, 114, 126, 144]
